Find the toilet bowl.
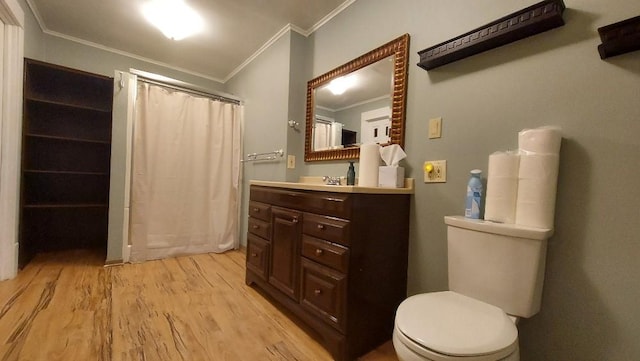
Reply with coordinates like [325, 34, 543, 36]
[393, 291, 519, 361]
[393, 216, 553, 361]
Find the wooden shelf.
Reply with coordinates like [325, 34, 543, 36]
[417, 0, 566, 71]
[597, 15, 640, 59]
[25, 96, 112, 113]
[24, 169, 109, 176]
[26, 133, 111, 145]
[24, 59, 113, 111]
[24, 204, 108, 209]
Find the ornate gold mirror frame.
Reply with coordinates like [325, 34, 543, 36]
[304, 33, 410, 162]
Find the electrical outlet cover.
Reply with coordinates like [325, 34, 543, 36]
[424, 160, 446, 183]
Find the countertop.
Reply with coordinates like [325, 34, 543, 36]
[249, 177, 414, 194]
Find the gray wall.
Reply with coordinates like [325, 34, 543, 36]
[299, 0, 640, 360]
[286, 31, 312, 182]
[225, 32, 292, 247]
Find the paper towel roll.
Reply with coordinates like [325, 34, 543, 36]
[358, 143, 380, 187]
[515, 153, 560, 229]
[518, 126, 562, 154]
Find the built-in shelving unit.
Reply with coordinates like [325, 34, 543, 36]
[417, 0, 566, 71]
[20, 59, 113, 264]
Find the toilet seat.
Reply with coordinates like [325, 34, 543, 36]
[395, 291, 518, 360]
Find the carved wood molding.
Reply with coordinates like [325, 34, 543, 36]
[597, 15, 640, 59]
[417, 0, 566, 71]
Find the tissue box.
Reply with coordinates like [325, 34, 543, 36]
[378, 166, 405, 188]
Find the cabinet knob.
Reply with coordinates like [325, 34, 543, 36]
[251, 253, 257, 257]
[292, 217, 299, 223]
[252, 225, 259, 229]
[314, 289, 322, 296]
[317, 224, 325, 230]
[315, 249, 324, 256]
[252, 208, 259, 212]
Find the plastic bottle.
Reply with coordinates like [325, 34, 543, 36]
[347, 161, 356, 185]
[465, 169, 483, 219]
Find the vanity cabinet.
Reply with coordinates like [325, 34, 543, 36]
[246, 184, 411, 361]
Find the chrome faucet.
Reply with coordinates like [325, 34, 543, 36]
[322, 176, 342, 185]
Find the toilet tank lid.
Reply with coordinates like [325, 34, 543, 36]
[445, 216, 553, 240]
[395, 291, 518, 357]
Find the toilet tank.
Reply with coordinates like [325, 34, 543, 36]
[445, 216, 553, 318]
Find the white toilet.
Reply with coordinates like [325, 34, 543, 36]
[393, 216, 553, 361]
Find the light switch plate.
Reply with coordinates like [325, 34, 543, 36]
[287, 155, 295, 169]
[428, 117, 442, 139]
[424, 160, 447, 183]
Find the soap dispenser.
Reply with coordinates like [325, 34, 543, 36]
[347, 161, 355, 185]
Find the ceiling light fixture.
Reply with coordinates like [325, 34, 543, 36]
[327, 75, 357, 95]
[142, 0, 204, 41]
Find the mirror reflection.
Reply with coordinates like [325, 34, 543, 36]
[312, 56, 394, 151]
[304, 34, 410, 162]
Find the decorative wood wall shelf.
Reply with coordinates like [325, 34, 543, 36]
[597, 16, 640, 59]
[418, 0, 566, 71]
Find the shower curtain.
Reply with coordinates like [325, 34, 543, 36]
[314, 121, 343, 150]
[130, 82, 242, 262]
[314, 122, 331, 151]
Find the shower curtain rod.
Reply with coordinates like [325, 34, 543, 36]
[131, 69, 242, 105]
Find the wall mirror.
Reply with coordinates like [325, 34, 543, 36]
[304, 34, 410, 161]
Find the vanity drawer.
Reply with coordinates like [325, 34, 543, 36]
[303, 213, 350, 246]
[300, 258, 346, 332]
[250, 186, 351, 218]
[301, 235, 349, 273]
[299, 192, 351, 218]
[249, 201, 271, 222]
[248, 217, 271, 240]
[247, 234, 270, 281]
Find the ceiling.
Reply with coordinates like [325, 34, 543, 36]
[26, 0, 352, 83]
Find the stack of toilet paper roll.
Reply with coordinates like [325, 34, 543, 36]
[485, 151, 520, 224]
[484, 126, 561, 229]
[515, 126, 561, 229]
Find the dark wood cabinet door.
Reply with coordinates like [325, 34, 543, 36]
[268, 207, 302, 301]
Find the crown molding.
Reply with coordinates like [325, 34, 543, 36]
[224, 0, 357, 82]
[24, 0, 46, 30]
[44, 29, 226, 83]
[0, 0, 24, 26]
[307, 0, 356, 35]
[223, 23, 295, 83]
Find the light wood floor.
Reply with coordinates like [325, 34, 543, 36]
[0, 249, 398, 361]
